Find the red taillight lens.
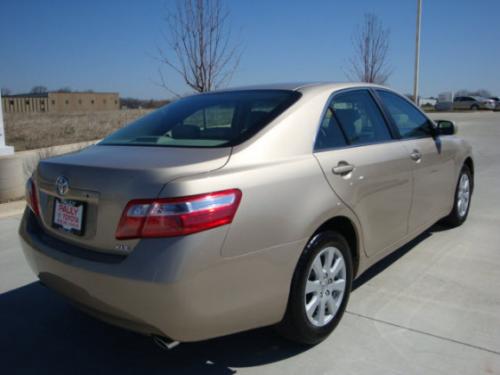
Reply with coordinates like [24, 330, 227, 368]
[115, 189, 242, 239]
[25, 178, 40, 216]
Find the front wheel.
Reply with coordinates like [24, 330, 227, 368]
[277, 231, 352, 345]
[443, 165, 472, 227]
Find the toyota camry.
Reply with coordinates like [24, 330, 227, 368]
[19, 83, 474, 345]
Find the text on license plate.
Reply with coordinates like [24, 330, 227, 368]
[53, 199, 84, 233]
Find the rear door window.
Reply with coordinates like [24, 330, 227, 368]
[330, 90, 392, 146]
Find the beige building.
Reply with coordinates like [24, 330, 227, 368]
[2, 92, 119, 113]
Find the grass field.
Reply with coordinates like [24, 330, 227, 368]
[4, 109, 152, 151]
[4, 106, 487, 152]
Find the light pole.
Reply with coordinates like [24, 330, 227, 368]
[413, 0, 422, 105]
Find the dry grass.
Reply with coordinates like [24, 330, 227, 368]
[4, 109, 152, 151]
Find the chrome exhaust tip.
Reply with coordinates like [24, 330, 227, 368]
[152, 335, 179, 350]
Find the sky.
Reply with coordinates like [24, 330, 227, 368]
[0, 0, 499, 99]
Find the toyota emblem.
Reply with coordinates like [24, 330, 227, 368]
[55, 176, 69, 196]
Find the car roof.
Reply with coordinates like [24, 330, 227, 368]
[214, 82, 387, 95]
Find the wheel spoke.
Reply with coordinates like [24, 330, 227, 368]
[306, 296, 319, 320]
[463, 175, 469, 188]
[312, 257, 323, 278]
[331, 257, 343, 277]
[324, 249, 334, 270]
[306, 280, 321, 294]
[317, 298, 326, 325]
[326, 296, 340, 317]
[331, 279, 346, 292]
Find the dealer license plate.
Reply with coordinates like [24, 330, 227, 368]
[53, 198, 85, 235]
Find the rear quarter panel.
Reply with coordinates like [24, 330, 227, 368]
[159, 155, 362, 258]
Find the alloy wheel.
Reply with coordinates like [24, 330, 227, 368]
[457, 173, 470, 218]
[304, 246, 347, 327]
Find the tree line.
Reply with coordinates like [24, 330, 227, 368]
[1, 86, 94, 95]
[455, 89, 494, 98]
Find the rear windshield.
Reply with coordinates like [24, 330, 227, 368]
[100, 90, 301, 148]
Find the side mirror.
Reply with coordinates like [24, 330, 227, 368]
[435, 120, 456, 136]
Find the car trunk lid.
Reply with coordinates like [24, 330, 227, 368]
[34, 145, 230, 255]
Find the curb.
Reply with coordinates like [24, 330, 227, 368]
[0, 200, 26, 219]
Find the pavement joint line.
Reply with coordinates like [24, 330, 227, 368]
[345, 310, 500, 356]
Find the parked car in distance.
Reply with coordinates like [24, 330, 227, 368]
[489, 97, 500, 111]
[434, 101, 453, 111]
[19, 83, 474, 346]
[453, 96, 495, 110]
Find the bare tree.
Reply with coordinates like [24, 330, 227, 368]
[347, 14, 392, 84]
[1, 88, 11, 96]
[56, 87, 72, 93]
[475, 89, 493, 98]
[456, 89, 492, 98]
[454, 89, 468, 97]
[30, 85, 48, 94]
[158, 0, 242, 95]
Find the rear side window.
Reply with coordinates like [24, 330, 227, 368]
[377, 90, 433, 139]
[100, 90, 301, 148]
[330, 90, 392, 146]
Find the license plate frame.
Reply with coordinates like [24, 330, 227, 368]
[52, 198, 86, 236]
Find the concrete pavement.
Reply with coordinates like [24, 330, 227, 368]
[0, 111, 499, 374]
[0, 200, 25, 219]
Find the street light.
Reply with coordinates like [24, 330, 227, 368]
[413, 0, 422, 105]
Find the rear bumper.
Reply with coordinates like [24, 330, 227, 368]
[19, 209, 302, 341]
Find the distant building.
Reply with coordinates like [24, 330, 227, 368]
[1, 92, 119, 113]
[420, 97, 437, 107]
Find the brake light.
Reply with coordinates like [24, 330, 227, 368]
[26, 178, 40, 216]
[115, 189, 242, 239]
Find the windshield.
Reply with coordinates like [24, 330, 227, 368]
[100, 90, 301, 148]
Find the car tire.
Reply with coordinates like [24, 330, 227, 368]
[443, 165, 473, 227]
[471, 104, 479, 111]
[276, 230, 353, 345]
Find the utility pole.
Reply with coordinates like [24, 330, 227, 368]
[413, 0, 422, 105]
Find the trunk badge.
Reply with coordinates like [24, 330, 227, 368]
[55, 176, 69, 196]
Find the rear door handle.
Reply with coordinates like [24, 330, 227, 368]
[332, 162, 354, 175]
[410, 150, 422, 161]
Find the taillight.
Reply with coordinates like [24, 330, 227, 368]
[25, 178, 40, 216]
[115, 189, 242, 239]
